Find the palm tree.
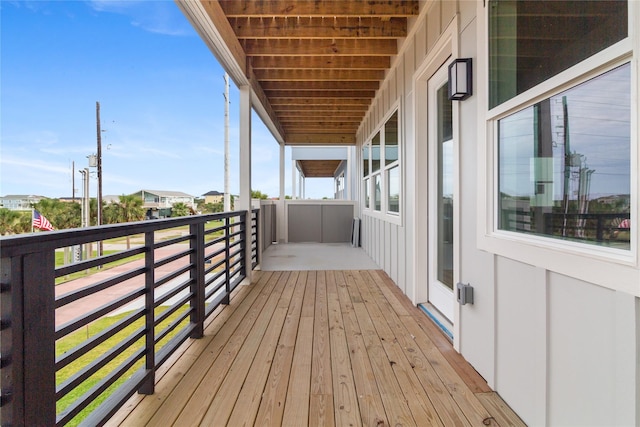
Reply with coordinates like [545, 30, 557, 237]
[117, 194, 144, 223]
[14, 214, 33, 234]
[115, 195, 145, 249]
[102, 202, 121, 225]
[170, 202, 190, 217]
[33, 198, 81, 230]
[0, 208, 20, 235]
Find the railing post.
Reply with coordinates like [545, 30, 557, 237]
[140, 231, 155, 395]
[18, 251, 56, 425]
[241, 212, 249, 279]
[254, 209, 261, 268]
[222, 216, 231, 305]
[1, 256, 22, 426]
[190, 222, 205, 338]
[596, 215, 604, 242]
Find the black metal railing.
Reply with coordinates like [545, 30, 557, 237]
[501, 208, 630, 246]
[0, 210, 258, 426]
[251, 208, 259, 268]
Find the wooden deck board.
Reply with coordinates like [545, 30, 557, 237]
[110, 269, 525, 427]
[309, 271, 335, 426]
[326, 271, 361, 427]
[253, 271, 305, 426]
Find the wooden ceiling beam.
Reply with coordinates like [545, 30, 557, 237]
[273, 104, 369, 112]
[279, 116, 363, 123]
[261, 81, 379, 91]
[298, 160, 343, 178]
[278, 111, 362, 123]
[241, 39, 397, 56]
[253, 68, 385, 81]
[285, 133, 356, 145]
[270, 97, 371, 106]
[284, 122, 360, 131]
[228, 17, 407, 39]
[219, 1, 419, 17]
[266, 90, 375, 98]
[251, 56, 390, 69]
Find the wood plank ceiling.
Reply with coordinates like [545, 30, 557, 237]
[212, 1, 419, 146]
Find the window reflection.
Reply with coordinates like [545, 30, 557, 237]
[362, 145, 369, 176]
[372, 132, 381, 172]
[489, 0, 627, 108]
[374, 174, 381, 211]
[437, 84, 454, 288]
[385, 111, 398, 166]
[364, 178, 370, 209]
[498, 63, 631, 249]
[388, 166, 400, 213]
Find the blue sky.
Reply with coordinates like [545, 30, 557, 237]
[1, 0, 333, 199]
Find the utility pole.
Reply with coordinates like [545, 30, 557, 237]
[96, 101, 103, 258]
[223, 73, 231, 212]
[78, 168, 90, 261]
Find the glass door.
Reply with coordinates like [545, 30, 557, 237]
[428, 64, 455, 321]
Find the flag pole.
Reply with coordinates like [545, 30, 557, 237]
[31, 208, 34, 233]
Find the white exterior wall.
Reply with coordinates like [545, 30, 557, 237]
[356, 1, 640, 425]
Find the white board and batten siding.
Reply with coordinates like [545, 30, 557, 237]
[355, 1, 640, 426]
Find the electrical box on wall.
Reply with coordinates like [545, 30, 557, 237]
[457, 282, 474, 305]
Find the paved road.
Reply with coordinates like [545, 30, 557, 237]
[55, 243, 225, 329]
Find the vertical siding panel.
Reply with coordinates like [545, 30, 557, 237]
[403, 40, 415, 97]
[396, 58, 405, 101]
[415, 21, 427, 65]
[383, 83, 389, 113]
[403, 88, 415, 301]
[389, 69, 397, 103]
[378, 219, 384, 266]
[368, 216, 372, 256]
[426, 1, 442, 53]
[442, 0, 457, 28]
[390, 224, 398, 283]
[384, 221, 391, 274]
[398, 227, 406, 294]
[368, 217, 372, 262]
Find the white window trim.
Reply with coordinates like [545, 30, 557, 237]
[476, 1, 640, 296]
[361, 102, 403, 226]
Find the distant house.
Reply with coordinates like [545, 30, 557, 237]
[130, 190, 195, 219]
[101, 195, 122, 205]
[202, 190, 224, 205]
[57, 197, 80, 204]
[0, 195, 46, 210]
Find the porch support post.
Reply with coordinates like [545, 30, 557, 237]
[238, 84, 252, 281]
[291, 160, 297, 199]
[347, 146, 352, 200]
[277, 142, 286, 243]
[279, 143, 285, 200]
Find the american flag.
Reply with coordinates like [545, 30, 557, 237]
[33, 209, 54, 231]
[619, 218, 631, 229]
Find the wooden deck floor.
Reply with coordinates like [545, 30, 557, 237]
[108, 270, 525, 426]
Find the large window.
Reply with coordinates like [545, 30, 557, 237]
[498, 63, 631, 249]
[362, 110, 401, 216]
[489, 0, 628, 108]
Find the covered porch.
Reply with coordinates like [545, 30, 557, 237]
[108, 268, 523, 426]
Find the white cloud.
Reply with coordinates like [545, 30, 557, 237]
[87, 0, 192, 36]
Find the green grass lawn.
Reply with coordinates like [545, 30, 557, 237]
[56, 306, 190, 426]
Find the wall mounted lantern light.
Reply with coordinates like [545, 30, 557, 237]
[448, 58, 473, 101]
